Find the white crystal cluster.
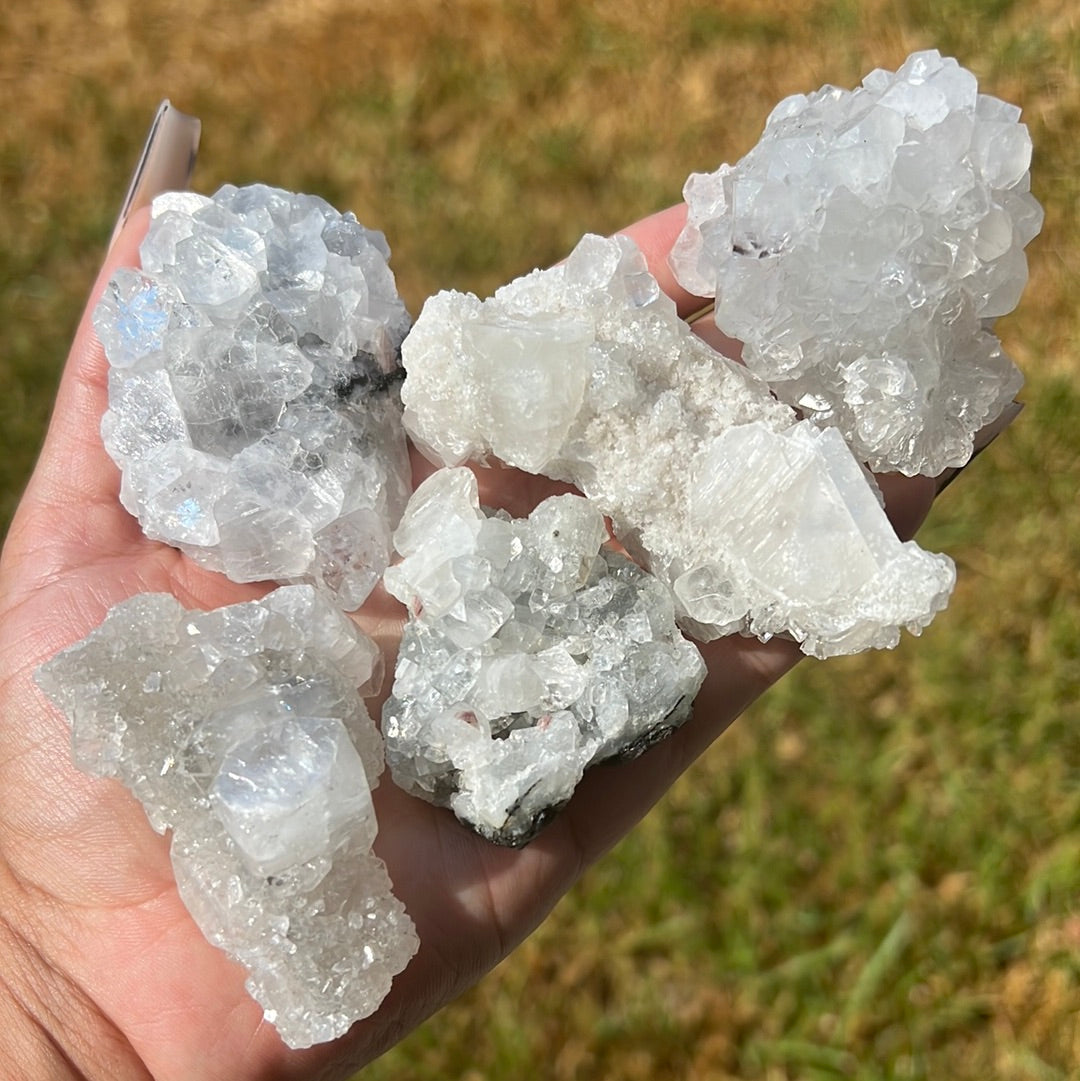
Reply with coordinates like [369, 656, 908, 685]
[35, 586, 418, 1049]
[401, 233, 955, 656]
[381, 468, 707, 844]
[34, 53, 1039, 1050]
[94, 184, 413, 608]
[671, 50, 1042, 475]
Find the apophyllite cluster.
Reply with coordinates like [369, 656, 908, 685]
[37, 52, 1041, 1047]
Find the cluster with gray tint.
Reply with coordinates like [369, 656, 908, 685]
[36, 586, 417, 1049]
[94, 184, 412, 609]
[670, 49, 1041, 476]
[382, 468, 706, 845]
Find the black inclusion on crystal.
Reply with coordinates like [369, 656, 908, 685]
[334, 351, 406, 401]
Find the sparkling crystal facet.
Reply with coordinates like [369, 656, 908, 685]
[670, 50, 1040, 475]
[382, 468, 707, 844]
[35, 586, 418, 1049]
[400, 233, 955, 656]
[95, 184, 412, 608]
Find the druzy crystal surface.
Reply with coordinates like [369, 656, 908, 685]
[400, 233, 955, 656]
[35, 586, 418, 1049]
[94, 184, 413, 608]
[670, 50, 1042, 476]
[381, 468, 707, 844]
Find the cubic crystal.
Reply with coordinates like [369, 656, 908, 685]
[381, 468, 707, 844]
[400, 233, 955, 656]
[670, 50, 1042, 475]
[94, 184, 413, 609]
[35, 586, 418, 1049]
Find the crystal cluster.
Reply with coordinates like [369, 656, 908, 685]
[35, 586, 418, 1049]
[42, 55, 1037, 1045]
[381, 468, 706, 844]
[670, 50, 1042, 475]
[400, 233, 955, 656]
[94, 184, 413, 609]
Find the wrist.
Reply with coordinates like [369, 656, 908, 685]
[0, 877, 150, 1081]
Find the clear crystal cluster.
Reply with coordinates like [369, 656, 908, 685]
[42, 55, 1036, 1045]
[381, 468, 707, 844]
[670, 50, 1042, 475]
[94, 184, 413, 609]
[400, 233, 955, 656]
[35, 586, 418, 1049]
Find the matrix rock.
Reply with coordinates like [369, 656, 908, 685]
[35, 586, 418, 1048]
[94, 184, 412, 608]
[670, 50, 1042, 475]
[382, 468, 707, 844]
[400, 233, 955, 656]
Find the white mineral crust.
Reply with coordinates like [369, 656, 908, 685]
[35, 585, 418, 1049]
[381, 468, 707, 845]
[400, 233, 955, 656]
[670, 49, 1042, 476]
[94, 184, 413, 608]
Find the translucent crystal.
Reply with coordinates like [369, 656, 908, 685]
[382, 468, 707, 845]
[94, 184, 413, 608]
[35, 586, 418, 1049]
[400, 233, 954, 656]
[670, 50, 1041, 475]
[679, 421, 955, 654]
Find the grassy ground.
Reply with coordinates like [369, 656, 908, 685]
[3, 1, 1078, 1077]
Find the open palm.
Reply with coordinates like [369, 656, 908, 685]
[0, 206, 935, 1081]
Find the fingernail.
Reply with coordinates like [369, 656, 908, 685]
[108, 99, 202, 254]
[935, 400, 1023, 494]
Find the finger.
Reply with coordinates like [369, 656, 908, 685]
[543, 633, 801, 867]
[614, 203, 713, 319]
[684, 304, 744, 360]
[16, 99, 200, 527]
[16, 209, 151, 519]
[872, 472, 936, 541]
[933, 400, 1022, 496]
[407, 445, 581, 519]
[542, 466, 932, 870]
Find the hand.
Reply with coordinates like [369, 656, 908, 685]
[0, 205, 936, 1081]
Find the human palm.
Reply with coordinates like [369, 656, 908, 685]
[0, 207, 935, 1080]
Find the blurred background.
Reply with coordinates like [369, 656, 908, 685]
[2, 1, 1077, 1077]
